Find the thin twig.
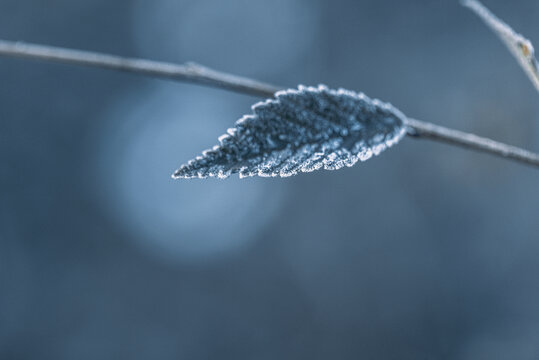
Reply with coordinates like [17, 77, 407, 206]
[0, 39, 538, 169]
[406, 118, 539, 167]
[0, 40, 280, 98]
[462, 0, 539, 95]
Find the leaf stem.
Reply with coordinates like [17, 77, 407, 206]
[1, 39, 538, 169]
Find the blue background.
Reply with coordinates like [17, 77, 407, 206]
[1, 0, 539, 358]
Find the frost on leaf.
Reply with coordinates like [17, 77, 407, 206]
[462, 0, 539, 93]
[172, 85, 407, 179]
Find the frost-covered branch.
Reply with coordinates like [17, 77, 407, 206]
[406, 118, 539, 167]
[0, 39, 538, 170]
[462, 0, 539, 94]
[0, 40, 279, 98]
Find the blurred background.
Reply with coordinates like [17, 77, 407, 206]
[1, 0, 539, 358]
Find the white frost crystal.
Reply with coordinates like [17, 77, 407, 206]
[172, 85, 407, 179]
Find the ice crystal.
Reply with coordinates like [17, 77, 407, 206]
[462, 0, 539, 93]
[172, 85, 407, 179]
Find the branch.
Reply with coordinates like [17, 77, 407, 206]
[0, 39, 538, 169]
[0, 40, 280, 98]
[462, 0, 539, 95]
[406, 118, 539, 167]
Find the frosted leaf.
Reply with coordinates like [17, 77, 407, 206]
[462, 0, 539, 93]
[172, 85, 407, 179]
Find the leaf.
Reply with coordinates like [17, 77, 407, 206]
[172, 85, 407, 179]
[462, 0, 539, 93]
